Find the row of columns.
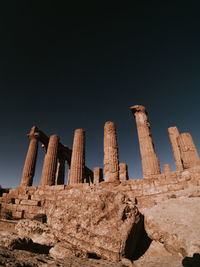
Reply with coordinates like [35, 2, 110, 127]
[21, 127, 88, 187]
[169, 129, 200, 170]
[130, 105, 200, 178]
[21, 105, 200, 187]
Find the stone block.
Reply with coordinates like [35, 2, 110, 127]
[12, 210, 23, 218]
[167, 184, 184, 192]
[15, 199, 21, 205]
[51, 185, 65, 190]
[20, 199, 39, 206]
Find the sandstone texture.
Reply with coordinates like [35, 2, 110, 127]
[140, 197, 200, 258]
[46, 188, 141, 262]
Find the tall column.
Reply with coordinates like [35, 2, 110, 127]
[104, 121, 119, 182]
[130, 105, 161, 178]
[93, 167, 103, 184]
[21, 126, 38, 186]
[40, 135, 59, 186]
[55, 158, 65, 185]
[119, 163, 129, 181]
[168, 126, 183, 171]
[177, 133, 200, 169]
[68, 129, 85, 185]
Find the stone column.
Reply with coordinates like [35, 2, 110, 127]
[168, 126, 183, 171]
[130, 105, 161, 178]
[21, 126, 39, 186]
[40, 135, 59, 186]
[68, 129, 85, 184]
[104, 121, 119, 182]
[163, 164, 171, 174]
[177, 133, 200, 169]
[119, 163, 129, 181]
[93, 167, 103, 184]
[55, 158, 65, 185]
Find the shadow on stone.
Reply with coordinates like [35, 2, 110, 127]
[87, 252, 101, 259]
[10, 238, 52, 254]
[124, 214, 152, 261]
[182, 253, 200, 267]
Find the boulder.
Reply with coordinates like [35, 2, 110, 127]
[46, 188, 143, 262]
[15, 219, 57, 246]
[140, 197, 200, 257]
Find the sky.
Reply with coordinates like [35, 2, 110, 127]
[0, 2, 200, 188]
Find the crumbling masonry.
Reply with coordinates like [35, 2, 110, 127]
[0, 104, 200, 221]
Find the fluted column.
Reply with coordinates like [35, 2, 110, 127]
[68, 129, 85, 185]
[119, 163, 129, 181]
[130, 105, 161, 178]
[93, 167, 103, 184]
[177, 133, 200, 169]
[40, 135, 59, 186]
[55, 158, 65, 185]
[21, 126, 38, 186]
[168, 126, 183, 171]
[104, 121, 119, 182]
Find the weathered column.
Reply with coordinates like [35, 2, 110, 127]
[163, 164, 171, 174]
[119, 163, 129, 181]
[40, 135, 59, 186]
[177, 133, 200, 169]
[130, 105, 161, 178]
[93, 167, 103, 184]
[168, 126, 183, 171]
[104, 121, 119, 182]
[21, 126, 39, 186]
[55, 158, 65, 185]
[68, 129, 85, 184]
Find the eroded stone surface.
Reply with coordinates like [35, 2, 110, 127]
[104, 121, 119, 182]
[130, 105, 161, 178]
[177, 132, 200, 169]
[40, 135, 59, 186]
[168, 126, 183, 171]
[46, 188, 141, 262]
[68, 129, 85, 184]
[140, 197, 200, 257]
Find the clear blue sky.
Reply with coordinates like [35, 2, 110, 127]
[0, 2, 200, 188]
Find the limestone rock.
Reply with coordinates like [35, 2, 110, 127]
[46, 188, 142, 262]
[15, 219, 57, 246]
[134, 241, 182, 267]
[140, 197, 200, 257]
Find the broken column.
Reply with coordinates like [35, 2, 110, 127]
[104, 121, 119, 182]
[55, 158, 65, 185]
[130, 105, 161, 178]
[177, 133, 200, 169]
[21, 126, 39, 186]
[40, 135, 59, 186]
[93, 167, 103, 184]
[168, 126, 183, 171]
[68, 129, 85, 184]
[119, 163, 129, 181]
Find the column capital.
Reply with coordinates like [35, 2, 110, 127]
[130, 105, 147, 116]
[168, 126, 178, 134]
[74, 129, 85, 134]
[27, 126, 39, 140]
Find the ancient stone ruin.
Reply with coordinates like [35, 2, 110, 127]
[0, 104, 200, 264]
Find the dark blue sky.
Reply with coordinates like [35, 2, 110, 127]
[0, 2, 200, 188]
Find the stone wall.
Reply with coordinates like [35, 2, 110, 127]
[1, 166, 200, 221]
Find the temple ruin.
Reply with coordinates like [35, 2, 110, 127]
[20, 126, 93, 187]
[0, 104, 200, 222]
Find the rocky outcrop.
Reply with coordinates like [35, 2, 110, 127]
[140, 197, 200, 258]
[46, 188, 142, 262]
